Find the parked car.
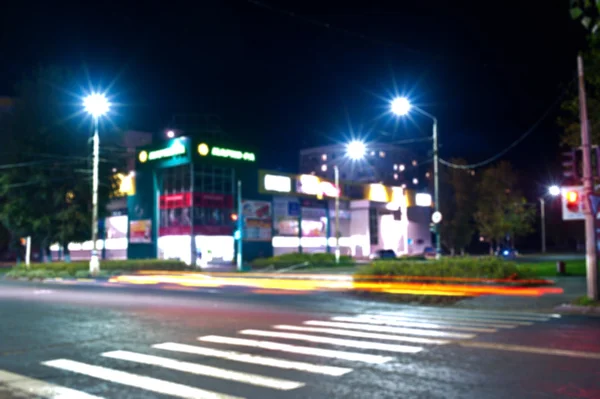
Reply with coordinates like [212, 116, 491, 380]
[423, 247, 437, 259]
[369, 249, 397, 260]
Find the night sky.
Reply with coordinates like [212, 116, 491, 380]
[0, 1, 588, 197]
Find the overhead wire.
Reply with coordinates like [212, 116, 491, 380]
[439, 85, 571, 170]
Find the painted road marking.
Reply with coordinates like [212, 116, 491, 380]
[274, 325, 450, 345]
[42, 359, 242, 399]
[380, 312, 536, 325]
[337, 315, 501, 331]
[154, 342, 352, 376]
[102, 350, 303, 390]
[239, 330, 423, 353]
[330, 317, 481, 337]
[198, 336, 393, 364]
[33, 290, 53, 295]
[459, 341, 600, 359]
[0, 369, 104, 399]
[355, 314, 520, 329]
[381, 310, 552, 322]
[393, 307, 561, 319]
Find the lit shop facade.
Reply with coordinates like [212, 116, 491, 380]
[128, 136, 267, 265]
[259, 171, 433, 257]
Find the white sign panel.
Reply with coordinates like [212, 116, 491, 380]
[560, 185, 600, 221]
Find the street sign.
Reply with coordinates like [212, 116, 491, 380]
[432, 211, 442, 224]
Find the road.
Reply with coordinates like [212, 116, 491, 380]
[0, 280, 599, 399]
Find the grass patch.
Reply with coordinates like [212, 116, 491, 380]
[251, 253, 355, 270]
[516, 259, 588, 277]
[355, 257, 529, 280]
[572, 295, 600, 307]
[5, 259, 190, 280]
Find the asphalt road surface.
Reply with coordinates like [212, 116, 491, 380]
[0, 280, 599, 399]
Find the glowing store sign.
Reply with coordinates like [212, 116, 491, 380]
[140, 141, 186, 163]
[264, 174, 292, 193]
[297, 174, 340, 198]
[415, 193, 432, 207]
[211, 146, 255, 162]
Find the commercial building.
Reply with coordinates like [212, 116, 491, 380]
[299, 142, 429, 188]
[52, 135, 433, 263]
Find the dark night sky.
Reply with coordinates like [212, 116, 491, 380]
[0, 1, 588, 197]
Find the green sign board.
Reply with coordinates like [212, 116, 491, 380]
[138, 138, 191, 169]
[198, 143, 255, 162]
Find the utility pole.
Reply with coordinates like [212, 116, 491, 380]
[539, 198, 546, 254]
[236, 180, 243, 271]
[334, 165, 340, 264]
[432, 118, 441, 259]
[578, 54, 598, 300]
[89, 117, 100, 275]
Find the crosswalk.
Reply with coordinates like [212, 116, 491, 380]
[0, 307, 559, 398]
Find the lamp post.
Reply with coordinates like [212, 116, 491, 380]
[540, 185, 561, 254]
[391, 97, 440, 259]
[83, 93, 110, 275]
[333, 140, 367, 263]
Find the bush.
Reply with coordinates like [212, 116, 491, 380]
[355, 256, 529, 280]
[5, 259, 190, 280]
[251, 252, 355, 269]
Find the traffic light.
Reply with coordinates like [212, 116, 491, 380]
[565, 190, 579, 212]
[562, 150, 579, 181]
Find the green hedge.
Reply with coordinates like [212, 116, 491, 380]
[251, 252, 355, 269]
[355, 257, 533, 280]
[5, 259, 190, 279]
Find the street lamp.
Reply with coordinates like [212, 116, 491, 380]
[83, 92, 110, 275]
[391, 97, 440, 259]
[332, 140, 367, 263]
[540, 185, 561, 253]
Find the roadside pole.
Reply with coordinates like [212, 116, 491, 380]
[334, 165, 340, 264]
[25, 236, 31, 268]
[577, 54, 599, 300]
[237, 180, 243, 271]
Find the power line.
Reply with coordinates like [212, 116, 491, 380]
[439, 86, 570, 170]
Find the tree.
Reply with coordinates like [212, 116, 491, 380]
[0, 67, 120, 260]
[474, 161, 536, 253]
[439, 159, 476, 255]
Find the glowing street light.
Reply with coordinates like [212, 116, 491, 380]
[391, 96, 441, 259]
[83, 92, 110, 275]
[548, 185, 560, 197]
[390, 97, 411, 116]
[166, 130, 175, 138]
[346, 140, 366, 160]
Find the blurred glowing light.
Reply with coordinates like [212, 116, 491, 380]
[548, 185, 560, 196]
[391, 97, 411, 116]
[83, 93, 110, 118]
[346, 140, 366, 160]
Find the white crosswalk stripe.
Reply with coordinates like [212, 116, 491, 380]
[239, 329, 424, 353]
[331, 316, 499, 332]
[42, 359, 242, 399]
[198, 335, 394, 364]
[388, 307, 560, 319]
[380, 310, 552, 323]
[353, 314, 521, 328]
[329, 317, 480, 337]
[273, 324, 451, 344]
[102, 350, 304, 390]
[153, 342, 352, 376]
[376, 313, 535, 326]
[0, 369, 104, 399]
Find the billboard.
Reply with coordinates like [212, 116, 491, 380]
[242, 200, 272, 241]
[130, 219, 152, 243]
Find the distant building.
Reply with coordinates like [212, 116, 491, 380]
[299, 142, 428, 189]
